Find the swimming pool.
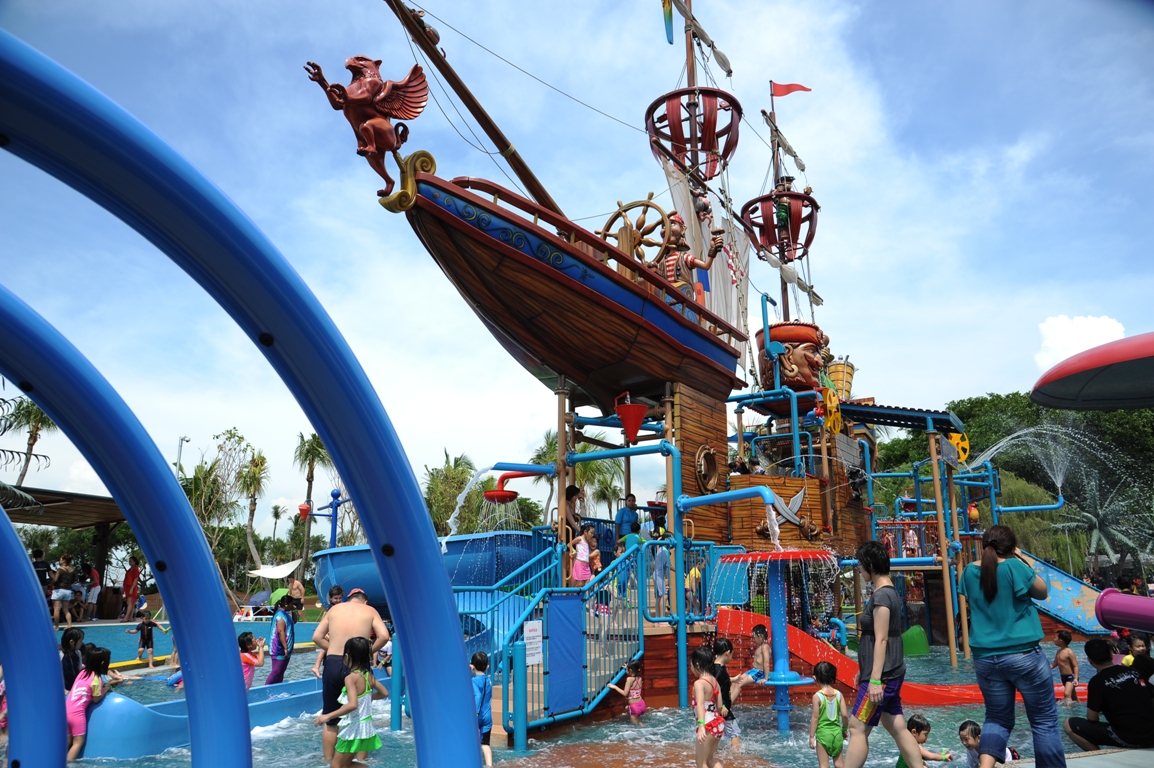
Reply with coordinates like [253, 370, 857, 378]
[46, 646, 1085, 766]
[55, 622, 320, 664]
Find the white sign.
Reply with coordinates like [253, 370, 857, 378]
[523, 620, 543, 666]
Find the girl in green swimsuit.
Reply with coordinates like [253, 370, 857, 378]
[810, 661, 849, 768]
[313, 637, 389, 767]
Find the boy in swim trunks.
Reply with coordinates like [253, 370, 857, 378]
[732, 624, 771, 696]
[1051, 630, 1079, 703]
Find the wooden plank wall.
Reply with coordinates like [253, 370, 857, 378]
[674, 383, 730, 542]
[728, 474, 825, 551]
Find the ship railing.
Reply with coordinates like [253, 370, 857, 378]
[449, 175, 746, 349]
[498, 544, 643, 745]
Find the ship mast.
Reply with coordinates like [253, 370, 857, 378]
[683, 0, 700, 176]
[768, 86, 790, 321]
[382, 0, 565, 217]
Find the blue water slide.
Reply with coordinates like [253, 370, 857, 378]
[0, 286, 249, 764]
[1018, 550, 1107, 636]
[0, 30, 477, 766]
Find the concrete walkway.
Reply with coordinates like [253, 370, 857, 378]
[1015, 748, 1152, 766]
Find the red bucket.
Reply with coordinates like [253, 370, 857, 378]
[483, 489, 519, 504]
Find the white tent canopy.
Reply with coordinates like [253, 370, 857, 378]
[246, 559, 302, 579]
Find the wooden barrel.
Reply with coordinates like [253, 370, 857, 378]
[827, 358, 855, 399]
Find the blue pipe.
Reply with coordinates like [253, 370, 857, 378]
[997, 495, 1065, 514]
[306, 488, 354, 549]
[676, 486, 776, 513]
[390, 637, 404, 731]
[0, 31, 476, 766]
[839, 557, 940, 568]
[0, 505, 68, 766]
[492, 462, 557, 476]
[0, 286, 251, 765]
[573, 415, 664, 433]
[727, 389, 810, 476]
[513, 641, 528, 752]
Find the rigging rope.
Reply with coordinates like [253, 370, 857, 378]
[409, 2, 645, 134]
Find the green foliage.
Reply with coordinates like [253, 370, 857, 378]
[422, 450, 478, 536]
[515, 497, 544, 528]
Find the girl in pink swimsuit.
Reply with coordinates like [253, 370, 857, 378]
[67, 647, 119, 760]
[607, 659, 647, 724]
[691, 646, 725, 768]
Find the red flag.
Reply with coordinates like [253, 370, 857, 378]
[771, 82, 811, 97]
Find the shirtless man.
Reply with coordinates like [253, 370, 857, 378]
[286, 575, 306, 622]
[311, 588, 389, 763]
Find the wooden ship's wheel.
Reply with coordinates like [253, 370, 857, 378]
[597, 193, 674, 268]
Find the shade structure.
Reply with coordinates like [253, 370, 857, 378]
[1031, 331, 1154, 410]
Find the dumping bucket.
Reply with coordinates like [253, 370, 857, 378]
[826, 357, 855, 400]
[483, 489, 519, 504]
[615, 392, 649, 444]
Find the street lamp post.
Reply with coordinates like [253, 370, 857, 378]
[175, 435, 190, 477]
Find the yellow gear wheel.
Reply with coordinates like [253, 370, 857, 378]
[947, 431, 970, 462]
[823, 388, 842, 434]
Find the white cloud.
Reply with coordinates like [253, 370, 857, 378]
[1034, 315, 1125, 371]
[66, 459, 105, 495]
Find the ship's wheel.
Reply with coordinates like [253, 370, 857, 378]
[947, 431, 970, 463]
[597, 194, 674, 268]
[822, 388, 842, 435]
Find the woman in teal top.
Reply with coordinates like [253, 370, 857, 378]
[959, 525, 1065, 768]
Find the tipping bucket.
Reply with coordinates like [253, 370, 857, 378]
[483, 489, 519, 504]
[826, 357, 855, 400]
[615, 392, 648, 444]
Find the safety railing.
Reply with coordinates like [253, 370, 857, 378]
[455, 546, 560, 682]
[639, 539, 717, 624]
[500, 543, 643, 739]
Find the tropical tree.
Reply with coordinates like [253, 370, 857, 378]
[422, 450, 477, 536]
[294, 432, 333, 579]
[1053, 472, 1154, 575]
[528, 429, 559, 521]
[237, 449, 271, 589]
[9, 397, 59, 486]
[592, 475, 622, 517]
[269, 503, 285, 544]
[0, 398, 43, 510]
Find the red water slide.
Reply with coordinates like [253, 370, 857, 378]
[716, 608, 1083, 706]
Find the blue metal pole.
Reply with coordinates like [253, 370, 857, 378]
[838, 557, 940, 568]
[768, 559, 792, 733]
[513, 641, 528, 752]
[571, 416, 664, 434]
[329, 489, 341, 549]
[0, 31, 479, 766]
[998, 496, 1065, 514]
[0, 507, 68, 767]
[391, 637, 404, 731]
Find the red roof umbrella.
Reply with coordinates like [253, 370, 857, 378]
[1031, 331, 1154, 410]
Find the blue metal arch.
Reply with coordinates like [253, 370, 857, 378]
[0, 30, 477, 767]
[0, 501, 69, 767]
[0, 286, 250, 766]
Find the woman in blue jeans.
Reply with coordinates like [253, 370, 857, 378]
[959, 525, 1066, 767]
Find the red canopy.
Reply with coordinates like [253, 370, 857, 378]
[1031, 331, 1154, 410]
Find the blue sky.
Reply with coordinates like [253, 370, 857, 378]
[2, 0, 1152, 537]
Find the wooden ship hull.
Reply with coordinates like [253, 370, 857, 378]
[404, 173, 747, 413]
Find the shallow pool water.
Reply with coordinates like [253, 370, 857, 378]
[54, 621, 320, 664]
[27, 644, 1086, 767]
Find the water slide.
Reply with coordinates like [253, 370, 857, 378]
[1018, 550, 1107, 636]
[717, 608, 1084, 706]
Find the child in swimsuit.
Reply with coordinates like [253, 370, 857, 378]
[810, 661, 848, 768]
[1050, 630, 1079, 703]
[734, 624, 771, 692]
[238, 631, 266, 690]
[66, 646, 121, 761]
[691, 646, 725, 768]
[570, 523, 595, 586]
[607, 659, 647, 724]
[313, 637, 387, 768]
[896, 714, 954, 768]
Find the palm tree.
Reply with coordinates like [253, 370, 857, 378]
[269, 503, 285, 545]
[10, 398, 59, 486]
[294, 432, 333, 579]
[237, 449, 271, 587]
[422, 450, 477, 536]
[592, 475, 622, 517]
[528, 429, 559, 520]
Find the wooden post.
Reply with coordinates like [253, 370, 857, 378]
[947, 465, 971, 658]
[556, 378, 569, 545]
[927, 433, 959, 667]
[819, 425, 833, 529]
[736, 408, 745, 462]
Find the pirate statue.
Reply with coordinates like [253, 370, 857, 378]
[658, 212, 724, 300]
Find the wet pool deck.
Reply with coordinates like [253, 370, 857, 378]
[1016, 748, 1153, 766]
